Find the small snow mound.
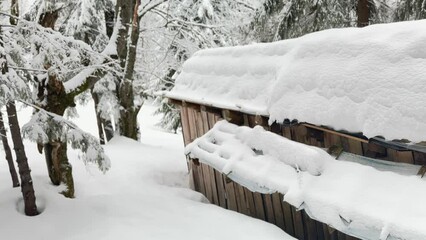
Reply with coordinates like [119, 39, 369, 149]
[15, 196, 45, 216]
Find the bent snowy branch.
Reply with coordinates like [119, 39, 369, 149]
[21, 101, 111, 172]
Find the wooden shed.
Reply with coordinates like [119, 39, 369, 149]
[164, 20, 426, 240]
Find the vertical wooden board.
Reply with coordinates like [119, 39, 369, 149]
[195, 108, 205, 137]
[190, 160, 200, 192]
[271, 193, 285, 230]
[396, 151, 414, 164]
[307, 128, 324, 147]
[208, 166, 220, 205]
[340, 137, 350, 152]
[270, 122, 282, 135]
[263, 194, 276, 224]
[291, 125, 308, 144]
[214, 169, 227, 208]
[247, 115, 257, 127]
[200, 107, 211, 133]
[252, 192, 266, 221]
[180, 106, 192, 146]
[347, 138, 363, 155]
[414, 152, 426, 165]
[201, 164, 214, 203]
[323, 225, 338, 240]
[337, 231, 347, 240]
[303, 211, 318, 240]
[196, 162, 207, 197]
[315, 220, 325, 240]
[206, 112, 217, 128]
[323, 132, 333, 148]
[186, 108, 207, 195]
[223, 176, 238, 211]
[234, 183, 250, 215]
[186, 107, 198, 142]
[243, 187, 257, 218]
[282, 127, 292, 139]
[291, 207, 305, 240]
[385, 148, 397, 162]
[280, 194, 295, 237]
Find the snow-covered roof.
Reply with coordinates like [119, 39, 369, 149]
[167, 20, 426, 142]
[186, 121, 426, 240]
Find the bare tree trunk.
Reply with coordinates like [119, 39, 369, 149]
[6, 102, 38, 216]
[34, 10, 75, 198]
[357, 0, 369, 27]
[0, 111, 20, 187]
[42, 74, 75, 198]
[116, 0, 142, 140]
[92, 90, 114, 144]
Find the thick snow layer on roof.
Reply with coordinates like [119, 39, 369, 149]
[168, 20, 426, 142]
[186, 121, 426, 240]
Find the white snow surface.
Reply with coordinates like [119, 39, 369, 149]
[168, 20, 426, 142]
[186, 121, 426, 240]
[0, 103, 291, 240]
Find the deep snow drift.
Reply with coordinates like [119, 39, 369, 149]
[167, 20, 426, 143]
[0, 103, 291, 240]
[186, 120, 426, 240]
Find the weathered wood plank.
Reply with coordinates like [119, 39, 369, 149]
[323, 225, 338, 240]
[414, 151, 426, 165]
[180, 106, 191, 146]
[208, 166, 220, 205]
[291, 124, 308, 144]
[387, 149, 414, 164]
[214, 169, 227, 208]
[252, 192, 266, 221]
[263, 194, 276, 224]
[222, 109, 244, 125]
[234, 183, 250, 215]
[271, 193, 286, 230]
[244, 187, 257, 218]
[292, 207, 305, 240]
[337, 231, 347, 240]
[280, 195, 295, 236]
[315, 219, 325, 240]
[347, 138, 364, 155]
[190, 159, 200, 192]
[187, 107, 207, 196]
[282, 127, 292, 139]
[223, 176, 238, 211]
[303, 211, 318, 240]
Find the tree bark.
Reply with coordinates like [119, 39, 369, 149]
[92, 90, 114, 144]
[0, 111, 20, 187]
[357, 0, 369, 27]
[6, 102, 38, 216]
[41, 74, 75, 198]
[116, 0, 142, 140]
[34, 9, 75, 198]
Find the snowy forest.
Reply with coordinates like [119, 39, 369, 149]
[0, 0, 426, 239]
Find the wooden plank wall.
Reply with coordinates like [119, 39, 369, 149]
[177, 101, 426, 240]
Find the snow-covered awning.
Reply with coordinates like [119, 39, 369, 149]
[186, 121, 426, 240]
[167, 20, 426, 143]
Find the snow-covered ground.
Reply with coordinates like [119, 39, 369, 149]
[0, 102, 291, 240]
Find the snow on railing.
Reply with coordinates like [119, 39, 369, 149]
[186, 120, 426, 240]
